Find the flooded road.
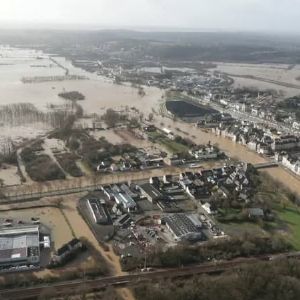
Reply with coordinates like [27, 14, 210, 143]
[156, 116, 300, 195]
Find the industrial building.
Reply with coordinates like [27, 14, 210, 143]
[139, 183, 163, 203]
[87, 198, 110, 225]
[163, 214, 203, 242]
[52, 238, 83, 265]
[114, 193, 137, 212]
[0, 225, 40, 269]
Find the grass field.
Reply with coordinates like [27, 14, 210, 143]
[148, 131, 189, 154]
[257, 174, 300, 250]
[215, 172, 300, 250]
[276, 206, 300, 249]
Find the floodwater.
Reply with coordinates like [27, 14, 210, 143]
[216, 62, 300, 97]
[0, 164, 20, 186]
[0, 46, 163, 115]
[0, 46, 299, 196]
[157, 116, 300, 195]
[0, 206, 73, 249]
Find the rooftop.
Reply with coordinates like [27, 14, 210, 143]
[0, 226, 39, 261]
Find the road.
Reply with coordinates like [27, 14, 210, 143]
[0, 165, 201, 203]
[187, 94, 299, 135]
[1, 252, 299, 300]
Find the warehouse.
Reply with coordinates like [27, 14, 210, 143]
[0, 225, 40, 270]
[139, 183, 163, 203]
[114, 193, 137, 212]
[87, 198, 110, 225]
[163, 214, 203, 242]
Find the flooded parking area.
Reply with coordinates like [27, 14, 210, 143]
[0, 207, 74, 250]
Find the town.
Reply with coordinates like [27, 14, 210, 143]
[0, 27, 300, 300]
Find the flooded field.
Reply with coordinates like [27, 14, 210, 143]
[0, 164, 20, 186]
[0, 46, 162, 152]
[0, 46, 162, 115]
[216, 62, 300, 97]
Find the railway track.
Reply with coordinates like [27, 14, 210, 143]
[2, 252, 300, 300]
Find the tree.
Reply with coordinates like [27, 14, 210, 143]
[148, 113, 154, 122]
[102, 109, 120, 128]
[138, 86, 146, 97]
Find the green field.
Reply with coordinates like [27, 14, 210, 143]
[255, 174, 300, 249]
[276, 206, 300, 249]
[215, 172, 300, 250]
[148, 131, 189, 154]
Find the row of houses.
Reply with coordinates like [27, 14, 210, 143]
[213, 122, 300, 155]
[276, 152, 300, 176]
[97, 149, 164, 173]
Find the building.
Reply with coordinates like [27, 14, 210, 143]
[189, 145, 218, 160]
[139, 183, 163, 203]
[52, 238, 83, 265]
[202, 202, 216, 215]
[87, 198, 110, 225]
[0, 225, 40, 269]
[247, 208, 264, 219]
[271, 135, 299, 151]
[162, 128, 175, 140]
[114, 193, 137, 212]
[282, 154, 300, 176]
[163, 214, 203, 242]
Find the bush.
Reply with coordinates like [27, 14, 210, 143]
[21, 149, 65, 182]
[55, 153, 83, 177]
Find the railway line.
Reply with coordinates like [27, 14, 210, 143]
[2, 252, 300, 300]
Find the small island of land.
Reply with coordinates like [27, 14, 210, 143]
[58, 91, 85, 101]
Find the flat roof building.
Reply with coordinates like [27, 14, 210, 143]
[87, 198, 110, 225]
[114, 193, 137, 212]
[163, 214, 202, 242]
[139, 183, 163, 203]
[0, 225, 40, 269]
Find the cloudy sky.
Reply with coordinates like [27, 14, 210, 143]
[0, 0, 299, 32]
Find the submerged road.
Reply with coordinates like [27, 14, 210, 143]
[1, 252, 300, 300]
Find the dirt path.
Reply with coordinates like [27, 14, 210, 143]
[76, 160, 93, 176]
[42, 140, 72, 180]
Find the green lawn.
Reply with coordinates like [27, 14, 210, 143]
[147, 131, 189, 154]
[256, 186, 300, 250]
[277, 206, 300, 250]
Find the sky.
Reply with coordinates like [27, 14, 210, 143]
[0, 0, 299, 32]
